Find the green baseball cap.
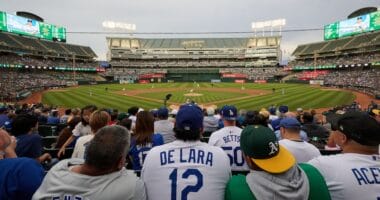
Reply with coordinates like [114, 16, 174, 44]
[240, 125, 295, 173]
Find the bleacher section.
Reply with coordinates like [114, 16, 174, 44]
[292, 31, 380, 58]
[0, 32, 96, 59]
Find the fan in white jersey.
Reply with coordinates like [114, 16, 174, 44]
[208, 105, 249, 173]
[278, 117, 321, 163]
[142, 103, 231, 200]
[308, 111, 380, 200]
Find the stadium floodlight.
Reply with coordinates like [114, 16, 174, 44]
[102, 21, 136, 31]
[251, 18, 286, 36]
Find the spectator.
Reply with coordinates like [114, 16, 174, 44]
[225, 125, 330, 200]
[271, 105, 288, 131]
[55, 116, 81, 149]
[0, 129, 45, 200]
[32, 125, 146, 200]
[117, 118, 132, 131]
[129, 111, 163, 174]
[0, 106, 9, 127]
[142, 104, 231, 200]
[47, 110, 60, 125]
[128, 106, 139, 130]
[279, 117, 321, 163]
[58, 105, 97, 158]
[301, 112, 330, 149]
[309, 111, 380, 199]
[71, 110, 110, 159]
[154, 107, 175, 144]
[13, 114, 52, 163]
[60, 109, 71, 124]
[209, 105, 249, 173]
[202, 107, 219, 136]
[67, 108, 80, 123]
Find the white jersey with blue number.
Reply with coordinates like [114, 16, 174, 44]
[208, 126, 249, 171]
[141, 140, 231, 200]
[308, 153, 380, 200]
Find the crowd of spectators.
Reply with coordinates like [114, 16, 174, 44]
[0, 101, 378, 199]
[318, 69, 380, 95]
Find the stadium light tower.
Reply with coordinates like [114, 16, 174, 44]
[102, 21, 136, 36]
[251, 19, 286, 37]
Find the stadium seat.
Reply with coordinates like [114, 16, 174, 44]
[38, 125, 56, 137]
[42, 136, 58, 149]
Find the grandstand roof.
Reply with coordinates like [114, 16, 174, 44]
[292, 31, 380, 57]
[0, 32, 97, 58]
[107, 36, 281, 49]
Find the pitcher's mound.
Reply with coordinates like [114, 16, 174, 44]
[184, 93, 203, 97]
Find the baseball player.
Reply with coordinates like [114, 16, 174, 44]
[142, 104, 231, 200]
[208, 105, 249, 173]
[309, 111, 380, 200]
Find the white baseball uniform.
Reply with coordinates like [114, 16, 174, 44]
[308, 153, 380, 200]
[279, 139, 321, 163]
[208, 126, 249, 171]
[141, 140, 231, 200]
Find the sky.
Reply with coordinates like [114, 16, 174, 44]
[1, 0, 379, 62]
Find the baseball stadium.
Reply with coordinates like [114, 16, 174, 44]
[0, 1, 379, 200]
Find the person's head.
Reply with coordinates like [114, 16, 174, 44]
[71, 108, 81, 116]
[157, 107, 169, 120]
[206, 107, 215, 117]
[64, 109, 71, 116]
[302, 112, 314, 123]
[11, 114, 38, 136]
[331, 111, 380, 154]
[81, 105, 97, 126]
[117, 118, 132, 131]
[89, 110, 111, 133]
[220, 105, 238, 126]
[85, 125, 130, 172]
[279, 117, 301, 139]
[135, 111, 155, 146]
[174, 104, 203, 141]
[0, 129, 11, 157]
[128, 106, 139, 116]
[240, 125, 296, 173]
[51, 110, 59, 118]
[370, 109, 380, 123]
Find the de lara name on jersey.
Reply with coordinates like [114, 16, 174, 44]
[160, 148, 213, 167]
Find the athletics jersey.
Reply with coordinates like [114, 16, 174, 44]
[129, 134, 164, 171]
[141, 140, 231, 200]
[208, 126, 249, 171]
[308, 153, 380, 200]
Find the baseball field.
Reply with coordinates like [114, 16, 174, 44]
[42, 83, 355, 111]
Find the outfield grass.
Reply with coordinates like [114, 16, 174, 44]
[42, 83, 355, 111]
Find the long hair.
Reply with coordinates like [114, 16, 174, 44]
[134, 111, 154, 146]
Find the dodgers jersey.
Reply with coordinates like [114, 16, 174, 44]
[308, 153, 380, 200]
[129, 134, 164, 171]
[141, 140, 231, 200]
[208, 126, 249, 171]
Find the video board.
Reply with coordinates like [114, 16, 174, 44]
[0, 11, 66, 42]
[324, 11, 380, 40]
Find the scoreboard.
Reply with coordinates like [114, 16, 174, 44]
[324, 10, 380, 40]
[0, 11, 66, 42]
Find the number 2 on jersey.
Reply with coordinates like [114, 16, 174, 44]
[169, 168, 203, 200]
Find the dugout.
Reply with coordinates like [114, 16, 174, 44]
[166, 69, 220, 82]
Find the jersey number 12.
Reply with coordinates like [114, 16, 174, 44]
[169, 168, 203, 200]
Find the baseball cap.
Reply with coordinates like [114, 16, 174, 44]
[220, 105, 237, 121]
[279, 117, 301, 129]
[371, 109, 379, 116]
[157, 107, 169, 118]
[331, 111, 380, 146]
[175, 104, 203, 131]
[240, 125, 295, 173]
[279, 105, 289, 113]
[268, 107, 276, 115]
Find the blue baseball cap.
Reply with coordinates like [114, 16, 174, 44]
[221, 105, 238, 121]
[157, 107, 169, 118]
[175, 104, 203, 131]
[279, 105, 289, 113]
[280, 117, 301, 128]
